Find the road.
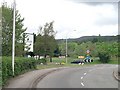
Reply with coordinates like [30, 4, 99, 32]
[5, 64, 118, 88]
[36, 64, 118, 88]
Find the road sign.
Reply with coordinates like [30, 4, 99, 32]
[86, 50, 90, 54]
[78, 56, 84, 59]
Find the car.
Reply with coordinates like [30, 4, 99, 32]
[71, 60, 85, 64]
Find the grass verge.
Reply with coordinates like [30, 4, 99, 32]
[37, 57, 118, 70]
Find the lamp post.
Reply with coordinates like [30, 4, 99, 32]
[12, 0, 16, 76]
[65, 37, 67, 63]
[65, 30, 76, 63]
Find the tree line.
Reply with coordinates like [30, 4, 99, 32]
[58, 40, 118, 63]
[1, 3, 58, 62]
[2, 3, 26, 56]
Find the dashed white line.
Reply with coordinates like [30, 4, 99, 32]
[81, 82, 84, 86]
[81, 77, 83, 79]
[84, 73, 87, 75]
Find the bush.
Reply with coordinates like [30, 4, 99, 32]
[98, 51, 110, 63]
[2, 57, 46, 86]
[36, 58, 47, 64]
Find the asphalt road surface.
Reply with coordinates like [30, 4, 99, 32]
[36, 64, 118, 88]
[5, 64, 118, 88]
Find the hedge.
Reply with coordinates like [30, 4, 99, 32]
[98, 51, 110, 63]
[2, 57, 46, 86]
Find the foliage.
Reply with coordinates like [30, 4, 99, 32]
[98, 51, 110, 63]
[92, 38, 98, 43]
[34, 21, 57, 62]
[58, 41, 66, 55]
[54, 47, 60, 57]
[2, 57, 45, 85]
[37, 58, 47, 64]
[2, 4, 27, 56]
[58, 40, 118, 62]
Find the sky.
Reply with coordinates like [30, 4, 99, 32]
[1, 0, 119, 39]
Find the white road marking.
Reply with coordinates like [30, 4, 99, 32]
[81, 82, 84, 86]
[84, 73, 87, 75]
[81, 77, 83, 79]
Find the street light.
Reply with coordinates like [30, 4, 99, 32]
[12, 0, 16, 76]
[65, 30, 76, 63]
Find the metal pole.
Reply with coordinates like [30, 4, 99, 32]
[12, 0, 16, 76]
[65, 30, 76, 64]
[66, 36, 67, 63]
[33, 33, 34, 52]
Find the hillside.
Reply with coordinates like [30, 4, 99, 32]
[56, 35, 119, 43]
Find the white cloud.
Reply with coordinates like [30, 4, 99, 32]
[2, 0, 118, 39]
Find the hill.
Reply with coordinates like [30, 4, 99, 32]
[56, 35, 119, 43]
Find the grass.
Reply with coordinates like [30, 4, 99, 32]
[37, 64, 65, 69]
[37, 57, 100, 69]
[108, 60, 118, 64]
[50, 57, 103, 65]
[37, 57, 83, 69]
[37, 57, 119, 70]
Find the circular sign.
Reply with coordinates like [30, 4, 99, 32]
[86, 50, 90, 54]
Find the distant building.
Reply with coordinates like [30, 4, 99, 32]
[25, 34, 34, 52]
[59, 56, 65, 59]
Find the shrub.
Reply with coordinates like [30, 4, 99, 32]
[36, 58, 47, 64]
[2, 57, 46, 86]
[98, 51, 110, 63]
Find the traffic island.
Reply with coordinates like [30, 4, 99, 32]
[113, 70, 120, 82]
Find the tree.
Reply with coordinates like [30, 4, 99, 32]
[2, 4, 27, 56]
[54, 47, 60, 57]
[58, 41, 66, 56]
[34, 21, 57, 62]
[98, 51, 110, 63]
[67, 42, 77, 57]
[92, 38, 98, 43]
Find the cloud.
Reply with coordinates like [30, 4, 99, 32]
[3, 0, 118, 39]
[95, 16, 117, 26]
[94, 4, 118, 26]
[67, 0, 119, 3]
